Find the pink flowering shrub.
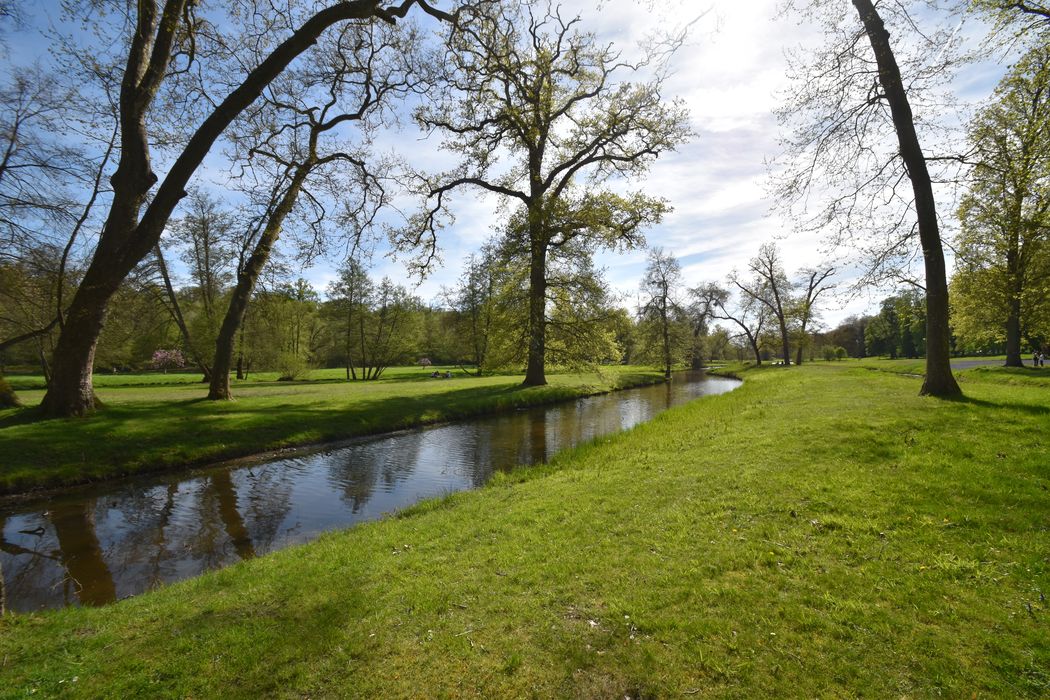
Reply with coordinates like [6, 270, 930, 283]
[151, 348, 186, 372]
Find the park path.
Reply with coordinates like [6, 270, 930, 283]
[950, 358, 1043, 369]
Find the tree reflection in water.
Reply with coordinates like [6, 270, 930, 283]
[0, 372, 739, 611]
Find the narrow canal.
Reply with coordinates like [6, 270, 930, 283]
[0, 371, 738, 612]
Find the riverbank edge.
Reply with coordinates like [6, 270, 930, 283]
[0, 368, 677, 502]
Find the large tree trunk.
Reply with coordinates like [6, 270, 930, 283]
[852, 0, 961, 397]
[523, 235, 548, 386]
[40, 261, 129, 416]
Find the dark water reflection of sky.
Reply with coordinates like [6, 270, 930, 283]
[0, 372, 738, 612]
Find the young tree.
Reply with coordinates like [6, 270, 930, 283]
[351, 278, 420, 380]
[443, 247, 500, 375]
[327, 258, 374, 380]
[777, 0, 963, 396]
[638, 247, 684, 378]
[39, 0, 454, 417]
[684, 284, 720, 370]
[953, 45, 1050, 366]
[730, 243, 793, 365]
[410, 0, 688, 386]
[159, 189, 239, 381]
[791, 265, 836, 365]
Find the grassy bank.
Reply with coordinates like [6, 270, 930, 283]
[1, 363, 1046, 697]
[0, 365, 664, 496]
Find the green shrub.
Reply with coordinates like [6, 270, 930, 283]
[277, 352, 310, 381]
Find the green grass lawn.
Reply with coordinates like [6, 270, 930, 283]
[0, 363, 1046, 697]
[0, 365, 664, 495]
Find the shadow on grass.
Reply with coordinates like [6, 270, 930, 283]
[942, 393, 1050, 417]
[0, 404, 47, 428]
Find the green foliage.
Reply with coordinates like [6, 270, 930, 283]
[0, 375, 20, 407]
[412, 2, 688, 382]
[951, 44, 1050, 355]
[276, 350, 310, 381]
[327, 261, 421, 380]
[968, 0, 1050, 45]
[865, 291, 926, 358]
[637, 248, 691, 374]
[479, 229, 624, 371]
[1, 365, 1046, 696]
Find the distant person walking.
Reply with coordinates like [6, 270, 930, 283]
[1041, 351, 1046, 368]
[1035, 350, 1043, 368]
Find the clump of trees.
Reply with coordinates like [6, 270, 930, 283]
[687, 243, 835, 366]
[950, 45, 1050, 364]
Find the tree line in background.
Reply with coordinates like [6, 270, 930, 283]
[0, 0, 1048, 413]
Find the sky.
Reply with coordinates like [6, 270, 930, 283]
[5, 0, 1011, 330]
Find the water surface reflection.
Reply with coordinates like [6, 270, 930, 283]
[0, 372, 737, 611]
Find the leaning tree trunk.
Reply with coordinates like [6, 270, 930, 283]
[523, 236, 548, 387]
[208, 168, 307, 400]
[40, 257, 132, 416]
[749, 335, 762, 366]
[41, 0, 421, 417]
[853, 0, 961, 397]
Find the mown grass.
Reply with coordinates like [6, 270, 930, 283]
[0, 365, 663, 496]
[1, 363, 1046, 697]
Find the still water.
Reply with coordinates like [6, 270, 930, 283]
[0, 372, 738, 612]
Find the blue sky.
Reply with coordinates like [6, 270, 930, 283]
[5, 0, 1010, 330]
